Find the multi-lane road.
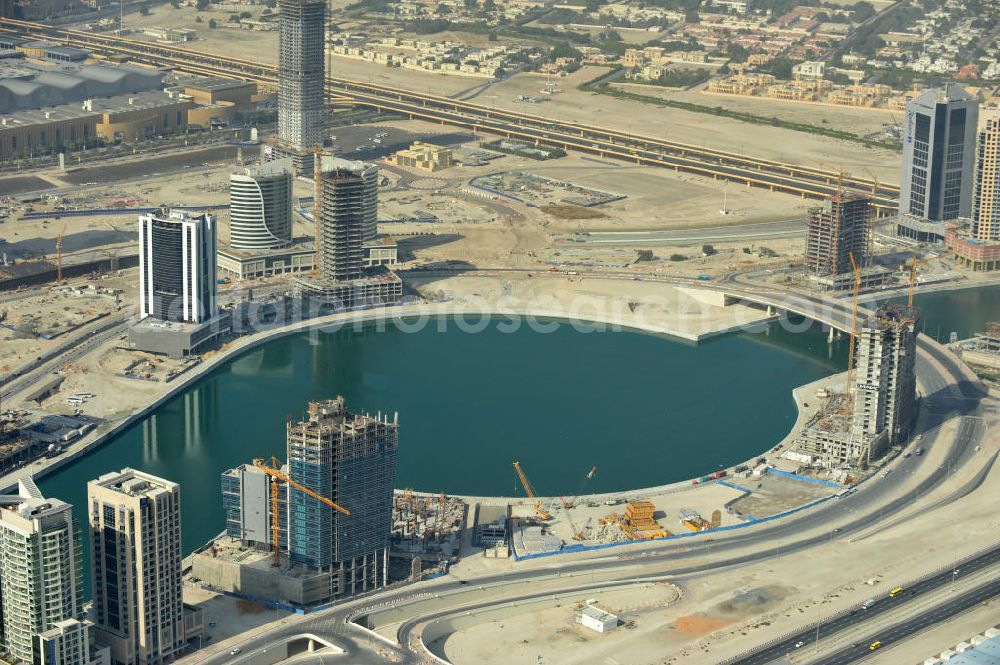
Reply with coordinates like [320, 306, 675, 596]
[0, 19, 900, 211]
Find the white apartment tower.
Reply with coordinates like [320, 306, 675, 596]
[0, 479, 86, 665]
[138, 209, 217, 324]
[88, 470, 185, 665]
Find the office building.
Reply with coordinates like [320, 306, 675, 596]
[277, 0, 326, 171]
[138, 209, 217, 324]
[0, 479, 90, 665]
[132, 209, 229, 357]
[229, 158, 294, 250]
[852, 304, 921, 446]
[896, 84, 979, 242]
[948, 113, 1000, 270]
[39, 619, 109, 665]
[200, 397, 398, 606]
[88, 470, 185, 665]
[294, 157, 401, 308]
[804, 191, 872, 277]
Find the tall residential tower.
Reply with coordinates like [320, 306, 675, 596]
[88, 470, 185, 665]
[0, 479, 91, 665]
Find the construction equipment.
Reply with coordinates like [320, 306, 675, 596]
[844, 251, 862, 422]
[905, 257, 928, 308]
[55, 225, 66, 284]
[512, 461, 551, 521]
[252, 457, 351, 567]
[561, 465, 598, 509]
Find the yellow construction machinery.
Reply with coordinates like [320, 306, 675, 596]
[561, 465, 598, 509]
[512, 461, 551, 521]
[252, 457, 351, 567]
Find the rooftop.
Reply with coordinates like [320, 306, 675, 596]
[91, 467, 178, 497]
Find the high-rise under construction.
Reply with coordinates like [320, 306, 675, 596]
[804, 191, 872, 277]
[852, 304, 921, 446]
[277, 0, 326, 170]
[293, 156, 401, 307]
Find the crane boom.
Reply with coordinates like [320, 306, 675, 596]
[844, 252, 862, 424]
[512, 461, 551, 520]
[252, 457, 351, 566]
[562, 465, 598, 509]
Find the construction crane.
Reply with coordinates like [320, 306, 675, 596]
[512, 461, 551, 521]
[55, 225, 66, 284]
[844, 252, 862, 422]
[252, 457, 351, 567]
[561, 466, 598, 509]
[906, 257, 928, 308]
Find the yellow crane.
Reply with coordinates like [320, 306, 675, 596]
[905, 257, 928, 308]
[252, 457, 351, 567]
[561, 465, 597, 509]
[55, 224, 66, 284]
[512, 461, 551, 521]
[844, 252, 862, 423]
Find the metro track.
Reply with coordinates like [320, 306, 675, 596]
[0, 18, 900, 210]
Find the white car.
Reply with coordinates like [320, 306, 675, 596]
[230, 648, 241, 656]
[795, 641, 805, 648]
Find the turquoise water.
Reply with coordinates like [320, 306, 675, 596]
[36, 283, 999, 563]
[41, 317, 846, 559]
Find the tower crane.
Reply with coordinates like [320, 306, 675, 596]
[252, 457, 351, 567]
[512, 461, 551, 521]
[843, 252, 862, 423]
[561, 466, 597, 509]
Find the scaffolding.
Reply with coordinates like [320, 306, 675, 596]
[804, 191, 873, 279]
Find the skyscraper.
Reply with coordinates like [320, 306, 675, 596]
[229, 158, 294, 250]
[88, 470, 185, 665]
[293, 156, 401, 307]
[138, 209, 217, 324]
[0, 479, 88, 665]
[285, 398, 397, 596]
[973, 114, 1000, 242]
[277, 0, 326, 158]
[897, 84, 979, 240]
[316, 157, 378, 282]
[804, 191, 871, 276]
[852, 304, 921, 446]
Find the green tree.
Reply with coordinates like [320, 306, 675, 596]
[208, 17, 218, 28]
[702, 244, 717, 256]
[196, 0, 209, 10]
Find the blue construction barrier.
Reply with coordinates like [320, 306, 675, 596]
[767, 469, 843, 488]
[717, 480, 754, 494]
[512, 493, 836, 562]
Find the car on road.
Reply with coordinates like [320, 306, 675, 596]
[230, 648, 241, 656]
[869, 641, 882, 651]
[794, 641, 805, 648]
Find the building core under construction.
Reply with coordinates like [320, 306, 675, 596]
[205, 397, 398, 607]
[804, 192, 872, 277]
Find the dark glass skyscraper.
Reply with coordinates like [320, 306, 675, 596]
[899, 84, 978, 223]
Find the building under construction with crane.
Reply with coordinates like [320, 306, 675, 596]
[803, 191, 892, 291]
[795, 303, 921, 467]
[193, 396, 398, 607]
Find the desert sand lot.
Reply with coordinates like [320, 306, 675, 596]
[473, 67, 903, 184]
[613, 80, 901, 138]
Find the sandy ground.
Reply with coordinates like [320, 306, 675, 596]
[465, 67, 903, 184]
[612, 80, 901, 138]
[183, 584, 294, 646]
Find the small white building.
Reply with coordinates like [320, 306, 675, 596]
[578, 605, 618, 633]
